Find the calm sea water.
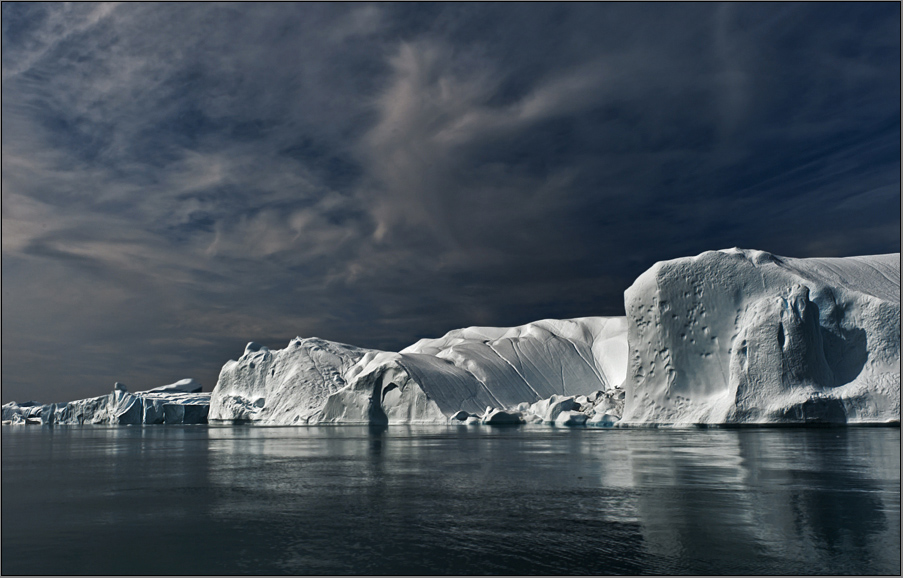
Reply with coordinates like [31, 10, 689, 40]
[2, 425, 900, 575]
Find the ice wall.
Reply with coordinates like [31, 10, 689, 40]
[209, 317, 628, 425]
[621, 249, 900, 425]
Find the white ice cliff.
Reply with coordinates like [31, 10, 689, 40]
[208, 339, 374, 424]
[620, 249, 900, 425]
[208, 317, 628, 425]
[3, 379, 210, 425]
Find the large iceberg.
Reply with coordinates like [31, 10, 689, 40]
[620, 249, 900, 425]
[208, 249, 898, 427]
[209, 317, 628, 425]
[3, 379, 210, 425]
[6, 249, 898, 428]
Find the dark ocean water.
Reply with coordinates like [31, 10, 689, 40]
[2, 425, 900, 575]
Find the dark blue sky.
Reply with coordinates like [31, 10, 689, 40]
[2, 3, 900, 403]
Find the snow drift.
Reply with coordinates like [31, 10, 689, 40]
[620, 249, 900, 425]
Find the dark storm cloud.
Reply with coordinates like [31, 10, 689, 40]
[2, 3, 899, 402]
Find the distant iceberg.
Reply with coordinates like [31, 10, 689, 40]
[3, 379, 210, 425]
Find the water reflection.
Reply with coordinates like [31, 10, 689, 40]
[618, 428, 900, 574]
[2, 425, 899, 575]
[195, 426, 899, 574]
[736, 429, 898, 573]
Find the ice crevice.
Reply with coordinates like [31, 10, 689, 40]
[484, 341, 541, 402]
[564, 336, 608, 391]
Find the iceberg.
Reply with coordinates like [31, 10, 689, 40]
[1, 401, 43, 425]
[6, 248, 897, 428]
[209, 249, 897, 427]
[209, 317, 628, 425]
[208, 338, 375, 424]
[620, 249, 900, 426]
[2, 380, 210, 425]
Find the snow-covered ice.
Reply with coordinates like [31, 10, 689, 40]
[620, 249, 900, 425]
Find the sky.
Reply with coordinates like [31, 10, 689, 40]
[2, 3, 900, 403]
